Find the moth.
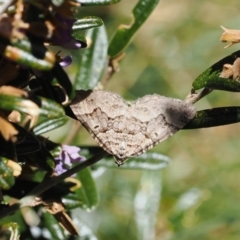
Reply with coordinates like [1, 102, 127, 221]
[70, 90, 196, 166]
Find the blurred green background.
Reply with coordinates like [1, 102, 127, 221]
[53, 0, 240, 239]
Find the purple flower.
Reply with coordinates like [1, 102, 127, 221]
[50, 14, 83, 49]
[54, 145, 85, 175]
[59, 55, 72, 67]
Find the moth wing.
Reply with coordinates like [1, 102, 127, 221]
[130, 94, 196, 150]
[70, 90, 128, 155]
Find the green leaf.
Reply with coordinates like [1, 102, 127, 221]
[11, 38, 33, 53]
[134, 172, 162, 240]
[34, 97, 67, 133]
[38, 97, 66, 120]
[42, 211, 66, 240]
[76, 167, 99, 210]
[74, 26, 108, 90]
[4, 44, 54, 71]
[73, 16, 103, 31]
[34, 116, 68, 135]
[62, 197, 82, 210]
[184, 107, 240, 129]
[79, 0, 120, 6]
[0, 94, 39, 117]
[192, 50, 240, 90]
[108, 0, 160, 57]
[67, 168, 99, 211]
[80, 147, 170, 170]
[199, 76, 240, 92]
[95, 152, 170, 170]
[0, 94, 66, 133]
[0, 157, 14, 190]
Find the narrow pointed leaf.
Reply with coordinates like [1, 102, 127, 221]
[96, 152, 170, 170]
[42, 211, 66, 240]
[79, 0, 120, 6]
[73, 16, 103, 31]
[38, 97, 65, 118]
[34, 97, 67, 133]
[192, 50, 240, 90]
[200, 76, 240, 92]
[74, 26, 108, 90]
[0, 94, 39, 116]
[66, 168, 99, 211]
[108, 0, 160, 57]
[34, 116, 68, 135]
[134, 172, 162, 240]
[80, 147, 170, 170]
[184, 107, 240, 129]
[4, 45, 54, 70]
[0, 94, 66, 130]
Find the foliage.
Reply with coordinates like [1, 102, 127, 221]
[0, 0, 240, 239]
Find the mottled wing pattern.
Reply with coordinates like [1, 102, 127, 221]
[130, 94, 196, 155]
[70, 90, 128, 156]
[70, 90, 196, 165]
